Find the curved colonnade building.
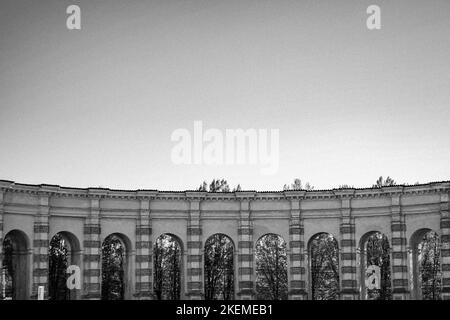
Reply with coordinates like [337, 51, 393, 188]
[0, 179, 449, 300]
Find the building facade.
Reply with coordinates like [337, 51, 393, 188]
[0, 179, 449, 300]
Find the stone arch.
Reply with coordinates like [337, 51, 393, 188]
[204, 233, 236, 249]
[2, 229, 30, 300]
[409, 228, 441, 299]
[48, 231, 82, 300]
[358, 231, 391, 300]
[307, 232, 340, 300]
[254, 233, 288, 300]
[204, 233, 235, 300]
[101, 233, 132, 300]
[153, 233, 183, 300]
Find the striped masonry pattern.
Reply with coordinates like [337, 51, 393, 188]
[186, 211, 203, 299]
[0, 201, 3, 290]
[441, 201, 450, 299]
[390, 218, 409, 298]
[83, 220, 101, 299]
[237, 219, 254, 298]
[135, 224, 152, 298]
[288, 218, 306, 299]
[339, 220, 358, 298]
[32, 221, 49, 298]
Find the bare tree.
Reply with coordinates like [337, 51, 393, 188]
[365, 233, 391, 300]
[419, 231, 441, 300]
[255, 234, 288, 300]
[310, 233, 339, 300]
[283, 178, 314, 191]
[204, 234, 234, 300]
[233, 184, 242, 192]
[198, 179, 241, 192]
[153, 234, 181, 300]
[373, 176, 396, 188]
[48, 234, 69, 300]
[101, 235, 125, 300]
[1, 237, 14, 299]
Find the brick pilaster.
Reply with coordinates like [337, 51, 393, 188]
[32, 191, 50, 299]
[389, 192, 409, 299]
[440, 192, 450, 300]
[83, 191, 103, 299]
[185, 193, 204, 299]
[340, 222, 357, 299]
[337, 191, 358, 300]
[0, 190, 4, 298]
[134, 192, 154, 299]
[237, 222, 253, 299]
[286, 192, 307, 299]
[236, 193, 255, 300]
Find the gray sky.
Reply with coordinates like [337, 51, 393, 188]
[0, 0, 449, 191]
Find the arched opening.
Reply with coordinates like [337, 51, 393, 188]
[359, 231, 391, 300]
[48, 231, 81, 300]
[410, 229, 441, 300]
[153, 233, 182, 300]
[308, 233, 340, 300]
[101, 233, 130, 300]
[204, 233, 234, 300]
[255, 233, 288, 300]
[2, 230, 30, 300]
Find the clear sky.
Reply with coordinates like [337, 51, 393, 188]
[0, 0, 449, 191]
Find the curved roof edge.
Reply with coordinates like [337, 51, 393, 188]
[0, 179, 449, 200]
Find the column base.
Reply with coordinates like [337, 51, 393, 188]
[441, 287, 450, 300]
[236, 289, 256, 300]
[82, 293, 101, 300]
[392, 288, 410, 300]
[133, 291, 155, 300]
[30, 294, 49, 300]
[185, 291, 204, 300]
[340, 289, 360, 300]
[288, 289, 308, 300]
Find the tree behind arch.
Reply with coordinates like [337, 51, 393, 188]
[419, 231, 441, 300]
[154, 234, 181, 300]
[365, 233, 391, 300]
[48, 234, 69, 300]
[204, 234, 234, 300]
[101, 236, 125, 300]
[2, 237, 14, 299]
[255, 234, 288, 300]
[310, 233, 339, 300]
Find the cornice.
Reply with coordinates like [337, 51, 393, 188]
[283, 190, 306, 200]
[0, 179, 449, 202]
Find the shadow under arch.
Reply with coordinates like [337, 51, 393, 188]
[307, 232, 340, 300]
[358, 231, 391, 300]
[409, 228, 441, 300]
[48, 231, 82, 300]
[204, 233, 235, 300]
[2, 229, 30, 300]
[153, 233, 184, 300]
[254, 233, 288, 300]
[101, 232, 132, 300]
